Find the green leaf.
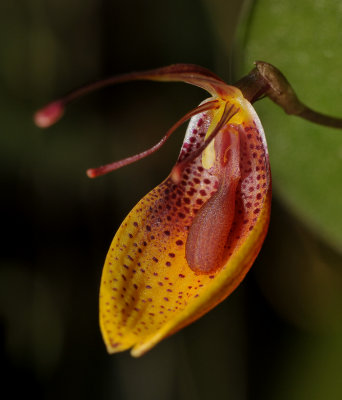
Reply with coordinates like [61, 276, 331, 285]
[242, 0, 342, 252]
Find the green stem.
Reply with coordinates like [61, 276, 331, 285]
[236, 61, 342, 130]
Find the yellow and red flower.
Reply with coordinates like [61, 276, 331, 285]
[94, 65, 271, 356]
[35, 64, 271, 357]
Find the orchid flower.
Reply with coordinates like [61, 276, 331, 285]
[35, 62, 342, 356]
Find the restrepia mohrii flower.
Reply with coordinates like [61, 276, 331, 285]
[35, 62, 342, 356]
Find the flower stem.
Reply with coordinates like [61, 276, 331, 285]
[237, 61, 342, 130]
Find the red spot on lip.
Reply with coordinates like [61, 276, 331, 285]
[179, 274, 185, 278]
[176, 240, 184, 246]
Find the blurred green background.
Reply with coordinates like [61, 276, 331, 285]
[1, 0, 342, 399]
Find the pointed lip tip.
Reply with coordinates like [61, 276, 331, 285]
[130, 349, 142, 358]
[130, 345, 147, 358]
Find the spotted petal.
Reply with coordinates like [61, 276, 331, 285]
[99, 80, 271, 356]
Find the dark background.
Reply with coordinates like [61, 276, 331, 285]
[1, 1, 341, 399]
